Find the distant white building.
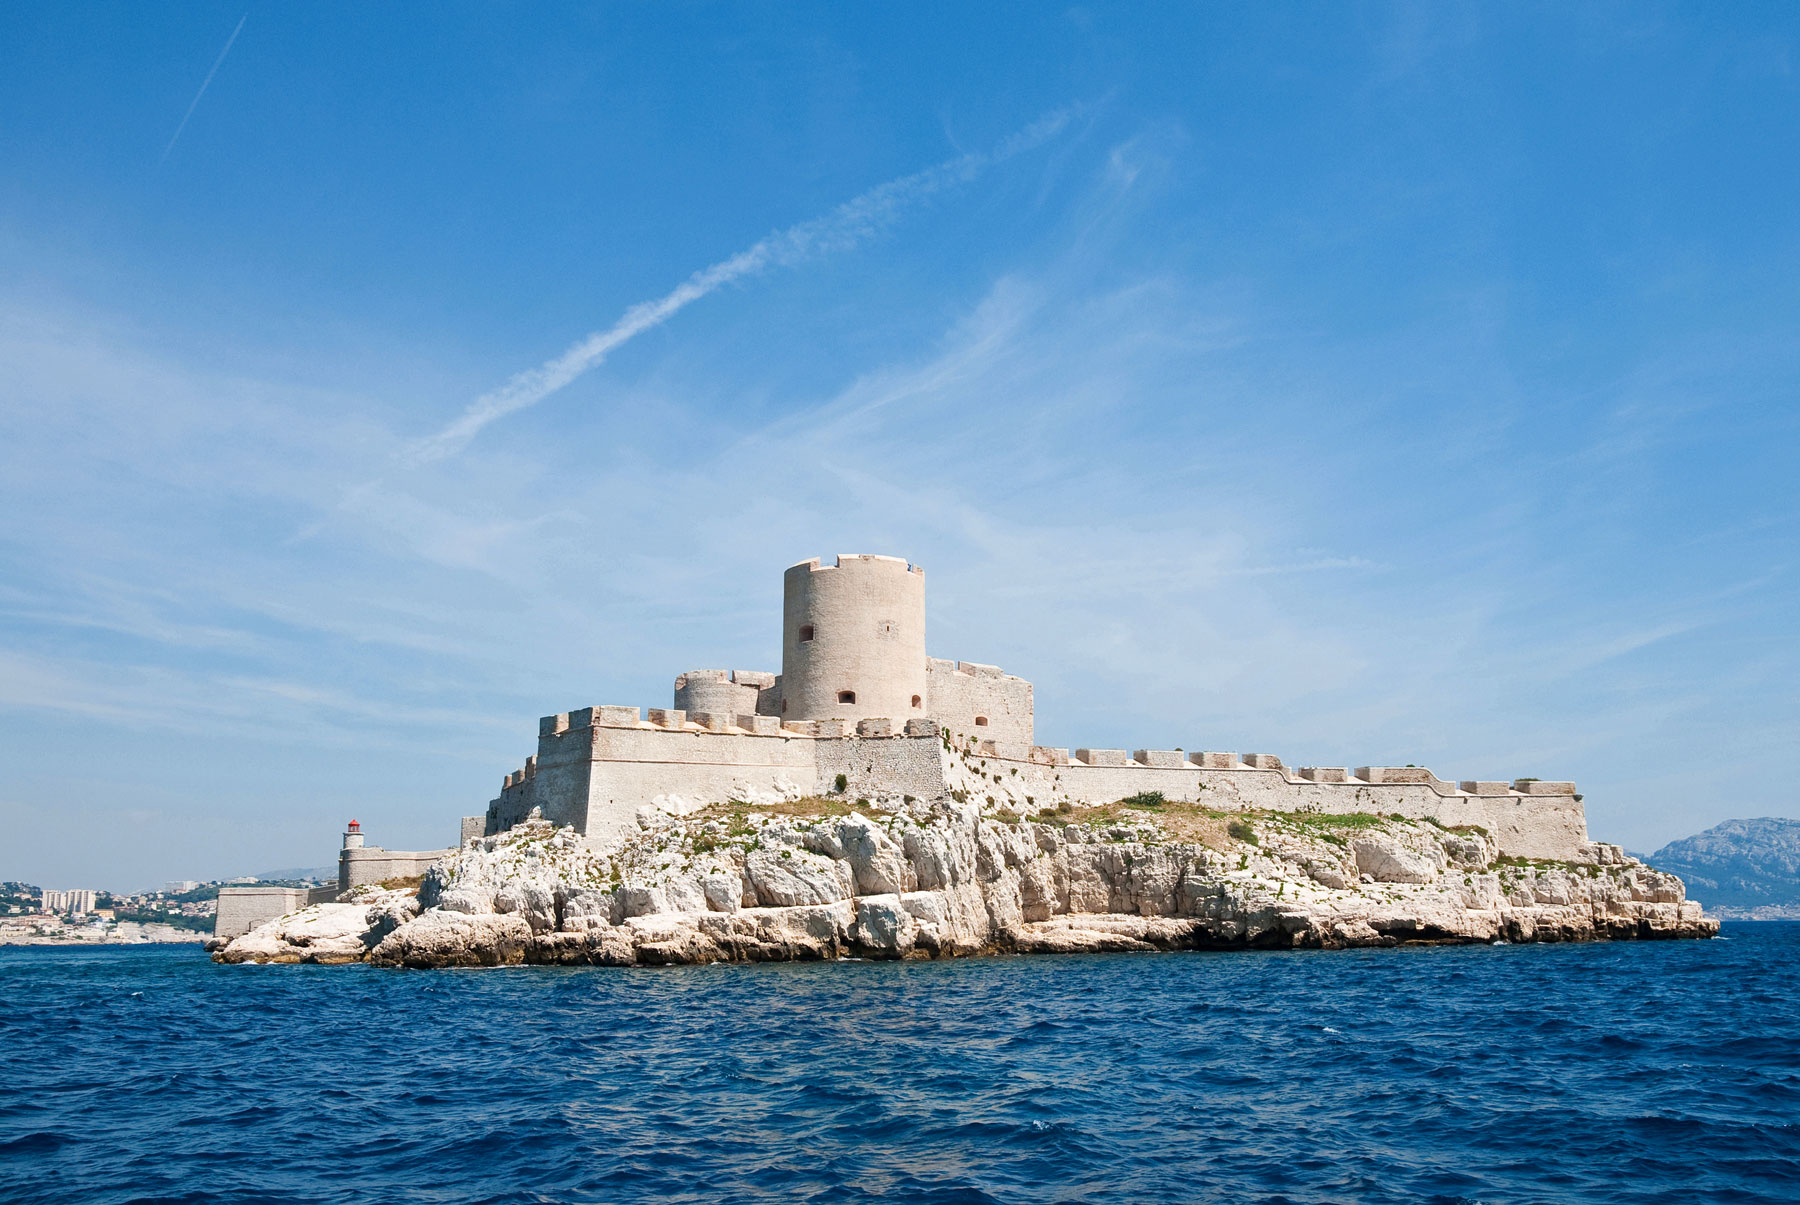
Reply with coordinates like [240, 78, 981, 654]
[166, 880, 199, 894]
[41, 889, 97, 915]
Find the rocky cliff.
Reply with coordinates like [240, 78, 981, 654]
[211, 792, 1715, 967]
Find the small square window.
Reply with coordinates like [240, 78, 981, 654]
[798, 625, 815, 642]
[838, 690, 856, 704]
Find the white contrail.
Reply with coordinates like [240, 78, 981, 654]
[406, 108, 1077, 465]
[161, 13, 247, 164]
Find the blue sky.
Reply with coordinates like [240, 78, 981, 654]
[2, 3, 1796, 890]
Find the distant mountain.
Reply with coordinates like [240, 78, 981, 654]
[253, 867, 336, 883]
[1648, 818, 1800, 919]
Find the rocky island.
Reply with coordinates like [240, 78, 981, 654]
[211, 788, 1713, 967]
[212, 554, 1717, 967]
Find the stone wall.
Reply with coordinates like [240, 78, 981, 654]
[936, 738, 1590, 861]
[925, 659, 1033, 746]
[340, 844, 455, 892]
[214, 885, 338, 940]
[492, 704, 948, 845]
[485, 706, 1592, 862]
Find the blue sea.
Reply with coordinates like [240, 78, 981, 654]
[2, 925, 1797, 1205]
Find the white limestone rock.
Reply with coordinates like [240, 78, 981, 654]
[1352, 832, 1447, 883]
[213, 890, 415, 965]
[213, 797, 1717, 970]
[743, 847, 856, 908]
[367, 909, 532, 968]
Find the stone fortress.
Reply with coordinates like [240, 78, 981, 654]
[479, 554, 1593, 863]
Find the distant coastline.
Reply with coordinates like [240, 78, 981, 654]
[1, 921, 205, 947]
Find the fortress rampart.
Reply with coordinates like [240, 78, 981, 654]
[470, 552, 1598, 864]
[483, 705, 1590, 861]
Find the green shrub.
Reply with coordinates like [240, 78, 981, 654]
[1228, 818, 1259, 845]
[1120, 791, 1166, 809]
[833, 773, 848, 794]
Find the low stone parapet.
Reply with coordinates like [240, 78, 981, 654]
[566, 705, 641, 729]
[1191, 752, 1239, 769]
[1243, 754, 1284, 771]
[1460, 781, 1512, 795]
[1133, 749, 1186, 767]
[1298, 767, 1349, 782]
[1074, 749, 1129, 766]
[1514, 780, 1577, 795]
[1356, 766, 1431, 784]
[782, 719, 847, 738]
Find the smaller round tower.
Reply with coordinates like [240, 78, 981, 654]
[781, 554, 926, 724]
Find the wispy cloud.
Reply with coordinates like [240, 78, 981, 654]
[404, 108, 1079, 465]
[160, 13, 247, 164]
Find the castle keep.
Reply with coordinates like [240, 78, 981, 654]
[480, 554, 1592, 861]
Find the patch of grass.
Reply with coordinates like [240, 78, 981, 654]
[1494, 854, 1582, 872]
[689, 795, 863, 829]
[1227, 818, 1259, 845]
[376, 875, 423, 891]
[1120, 791, 1166, 809]
[1293, 812, 1386, 830]
[992, 809, 1022, 824]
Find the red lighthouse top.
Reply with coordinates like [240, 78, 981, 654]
[347, 819, 360, 831]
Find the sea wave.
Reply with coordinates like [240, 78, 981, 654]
[2, 927, 1798, 1203]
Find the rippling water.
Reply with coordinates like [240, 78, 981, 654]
[3, 925, 1798, 1204]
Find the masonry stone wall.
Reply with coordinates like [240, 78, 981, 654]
[926, 659, 1033, 746]
[486, 705, 949, 845]
[214, 885, 339, 940]
[935, 737, 1590, 861]
[340, 845, 454, 891]
[484, 702, 1593, 862]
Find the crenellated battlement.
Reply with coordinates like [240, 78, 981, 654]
[790, 553, 924, 578]
[534, 699, 1579, 804]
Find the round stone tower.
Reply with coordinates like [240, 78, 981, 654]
[781, 555, 926, 725]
